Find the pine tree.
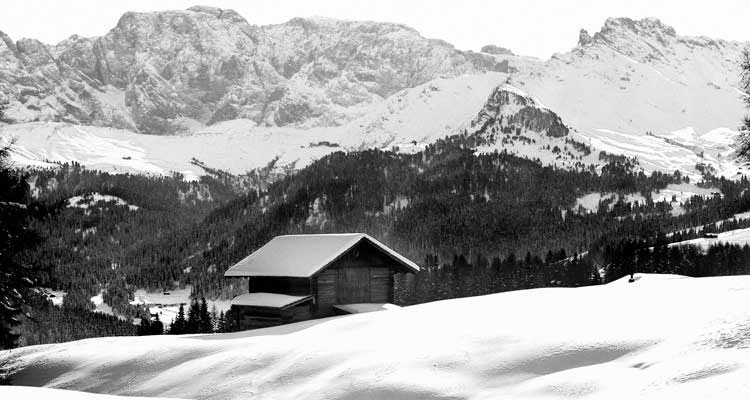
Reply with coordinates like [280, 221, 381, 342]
[137, 317, 152, 336]
[198, 298, 212, 333]
[170, 304, 187, 334]
[210, 305, 219, 332]
[185, 299, 200, 334]
[216, 311, 227, 333]
[0, 144, 42, 349]
[151, 314, 164, 335]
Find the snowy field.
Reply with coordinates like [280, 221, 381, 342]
[669, 227, 750, 251]
[573, 183, 718, 215]
[130, 286, 231, 327]
[574, 192, 647, 213]
[67, 193, 140, 211]
[650, 183, 719, 204]
[38, 286, 230, 326]
[3, 274, 750, 399]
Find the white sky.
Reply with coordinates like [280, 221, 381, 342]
[0, 0, 748, 59]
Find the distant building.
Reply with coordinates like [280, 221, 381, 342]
[224, 233, 419, 330]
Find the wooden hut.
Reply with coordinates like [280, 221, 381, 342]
[224, 233, 419, 330]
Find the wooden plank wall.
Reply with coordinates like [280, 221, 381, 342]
[337, 266, 371, 303]
[370, 266, 392, 303]
[314, 269, 338, 316]
[313, 241, 398, 317]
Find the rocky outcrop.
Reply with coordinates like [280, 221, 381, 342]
[480, 45, 514, 56]
[0, 6, 505, 134]
[577, 29, 593, 47]
[472, 85, 569, 139]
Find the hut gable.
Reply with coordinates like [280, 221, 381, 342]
[224, 233, 419, 278]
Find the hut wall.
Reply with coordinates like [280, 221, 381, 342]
[313, 241, 398, 317]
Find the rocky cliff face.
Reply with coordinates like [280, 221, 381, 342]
[467, 84, 595, 169]
[472, 85, 569, 138]
[0, 6, 505, 134]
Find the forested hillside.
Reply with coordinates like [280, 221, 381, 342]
[13, 130, 750, 345]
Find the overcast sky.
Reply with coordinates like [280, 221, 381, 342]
[1, 0, 748, 59]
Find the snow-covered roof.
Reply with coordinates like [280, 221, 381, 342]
[224, 233, 419, 277]
[230, 292, 313, 309]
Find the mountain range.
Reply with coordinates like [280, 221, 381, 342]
[0, 6, 748, 179]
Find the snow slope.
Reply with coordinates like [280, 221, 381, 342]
[516, 18, 747, 136]
[511, 18, 750, 178]
[0, 386, 179, 400]
[3, 274, 750, 399]
[0, 73, 508, 178]
[669, 227, 750, 251]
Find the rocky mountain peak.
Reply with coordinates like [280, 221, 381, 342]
[480, 45, 514, 56]
[580, 18, 675, 49]
[594, 17, 677, 46]
[573, 17, 682, 63]
[185, 5, 248, 24]
[577, 29, 593, 47]
[602, 17, 676, 37]
[472, 84, 569, 138]
[15, 38, 55, 68]
[0, 30, 18, 56]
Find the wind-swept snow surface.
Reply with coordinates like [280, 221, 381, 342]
[0, 386, 180, 400]
[3, 274, 750, 399]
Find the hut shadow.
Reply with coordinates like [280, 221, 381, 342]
[334, 387, 466, 400]
[189, 315, 344, 340]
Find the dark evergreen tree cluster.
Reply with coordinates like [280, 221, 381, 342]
[13, 294, 137, 347]
[395, 251, 600, 305]
[168, 298, 227, 334]
[138, 314, 164, 335]
[596, 240, 750, 282]
[0, 144, 47, 349]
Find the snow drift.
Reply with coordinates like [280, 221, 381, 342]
[3, 274, 750, 399]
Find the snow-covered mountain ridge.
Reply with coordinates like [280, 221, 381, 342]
[0, 73, 511, 178]
[1, 13, 749, 179]
[0, 5, 504, 134]
[509, 17, 749, 177]
[3, 274, 750, 399]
